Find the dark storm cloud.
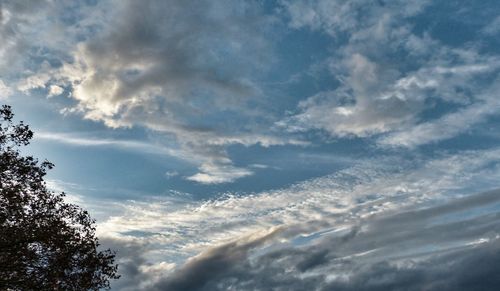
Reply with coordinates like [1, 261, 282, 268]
[152, 228, 282, 291]
[151, 241, 500, 291]
[322, 243, 500, 291]
[147, 189, 500, 291]
[99, 237, 156, 291]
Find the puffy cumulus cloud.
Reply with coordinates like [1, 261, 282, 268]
[16, 61, 53, 93]
[375, 62, 500, 147]
[52, 0, 274, 121]
[279, 0, 500, 146]
[47, 84, 63, 97]
[0, 0, 113, 110]
[22, 0, 307, 183]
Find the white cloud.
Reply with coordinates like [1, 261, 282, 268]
[0, 79, 12, 99]
[97, 146, 500, 260]
[279, 0, 500, 147]
[482, 15, 500, 35]
[186, 163, 253, 184]
[148, 190, 500, 290]
[35, 131, 292, 184]
[35, 131, 179, 156]
[249, 164, 269, 169]
[165, 171, 179, 179]
[17, 70, 51, 93]
[45, 179, 85, 205]
[95, 146, 500, 289]
[281, 0, 430, 37]
[282, 58, 494, 138]
[6, 1, 500, 288]
[47, 84, 63, 97]
[379, 96, 500, 147]
[281, 53, 424, 137]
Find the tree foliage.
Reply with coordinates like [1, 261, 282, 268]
[0, 105, 119, 290]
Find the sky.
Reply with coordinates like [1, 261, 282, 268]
[2, 0, 500, 290]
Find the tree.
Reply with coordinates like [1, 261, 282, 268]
[0, 105, 119, 290]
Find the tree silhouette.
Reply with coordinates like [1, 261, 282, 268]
[0, 105, 119, 290]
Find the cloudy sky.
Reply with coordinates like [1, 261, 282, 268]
[2, 0, 500, 290]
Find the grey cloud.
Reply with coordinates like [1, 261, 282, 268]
[99, 237, 155, 291]
[143, 189, 500, 291]
[0, 0, 50, 73]
[42, 0, 294, 183]
[295, 249, 330, 272]
[56, 0, 274, 120]
[152, 228, 283, 291]
[322, 243, 500, 291]
[72, 0, 266, 110]
[4, 0, 296, 184]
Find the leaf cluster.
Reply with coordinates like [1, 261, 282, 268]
[0, 105, 119, 290]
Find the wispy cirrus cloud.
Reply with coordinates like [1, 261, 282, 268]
[96, 146, 500, 289]
[35, 131, 179, 156]
[34, 131, 305, 184]
[379, 80, 500, 147]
